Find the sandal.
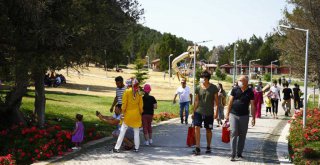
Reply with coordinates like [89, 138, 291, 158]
[205, 147, 212, 154]
[192, 147, 201, 155]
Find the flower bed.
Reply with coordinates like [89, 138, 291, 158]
[153, 112, 177, 122]
[288, 108, 320, 164]
[0, 123, 102, 164]
[0, 154, 15, 165]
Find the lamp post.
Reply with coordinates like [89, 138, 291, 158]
[145, 56, 150, 70]
[104, 50, 107, 78]
[279, 24, 309, 128]
[169, 54, 173, 86]
[192, 40, 212, 105]
[249, 59, 260, 82]
[126, 56, 130, 65]
[238, 60, 242, 75]
[233, 43, 238, 85]
[270, 60, 278, 83]
[231, 59, 242, 78]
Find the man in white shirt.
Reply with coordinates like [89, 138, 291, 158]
[173, 78, 193, 124]
[269, 80, 281, 119]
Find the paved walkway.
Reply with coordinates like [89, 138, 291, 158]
[51, 102, 290, 165]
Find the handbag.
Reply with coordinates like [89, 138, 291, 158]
[186, 123, 196, 147]
[222, 121, 230, 143]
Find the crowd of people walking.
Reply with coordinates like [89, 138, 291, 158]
[69, 70, 303, 162]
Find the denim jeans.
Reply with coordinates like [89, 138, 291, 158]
[180, 101, 190, 122]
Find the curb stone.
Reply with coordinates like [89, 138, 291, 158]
[277, 122, 292, 165]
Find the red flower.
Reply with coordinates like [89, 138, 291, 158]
[35, 149, 39, 153]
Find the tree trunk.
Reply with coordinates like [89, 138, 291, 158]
[34, 69, 46, 128]
[0, 65, 28, 126]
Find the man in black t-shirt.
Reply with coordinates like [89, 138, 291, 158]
[226, 75, 256, 161]
[282, 82, 293, 116]
[292, 84, 301, 109]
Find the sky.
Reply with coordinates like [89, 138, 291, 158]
[138, 0, 291, 49]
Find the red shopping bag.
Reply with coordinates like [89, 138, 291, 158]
[222, 121, 230, 143]
[186, 125, 196, 147]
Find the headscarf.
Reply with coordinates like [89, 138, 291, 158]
[125, 79, 132, 87]
[132, 78, 139, 93]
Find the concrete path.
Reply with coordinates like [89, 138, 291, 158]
[51, 102, 290, 165]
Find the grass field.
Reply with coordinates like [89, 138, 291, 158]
[20, 90, 180, 136]
[307, 94, 319, 109]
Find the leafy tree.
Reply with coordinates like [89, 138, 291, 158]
[277, 0, 320, 86]
[133, 58, 148, 85]
[0, 0, 143, 127]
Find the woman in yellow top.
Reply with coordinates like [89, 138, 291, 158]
[114, 78, 143, 153]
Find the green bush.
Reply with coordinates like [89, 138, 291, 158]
[263, 73, 271, 82]
[216, 68, 226, 80]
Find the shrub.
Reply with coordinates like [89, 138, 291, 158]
[215, 68, 226, 80]
[263, 73, 271, 82]
[0, 154, 15, 165]
[0, 123, 102, 164]
[153, 112, 177, 122]
[288, 108, 320, 164]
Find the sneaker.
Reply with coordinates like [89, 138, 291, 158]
[192, 147, 201, 155]
[185, 121, 188, 125]
[230, 156, 236, 161]
[133, 148, 139, 152]
[205, 147, 211, 154]
[111, 148, 120, 153]
[237, 155, 244, 160]
[149, 139, 153, 144]
[144, 141, 150, 146]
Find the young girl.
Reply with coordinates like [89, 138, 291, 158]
[265, 95, 272, 117]
[72, 114, 84, 150]
[142, 84, 157, 145]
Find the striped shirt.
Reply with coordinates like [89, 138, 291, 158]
[116, 86, 126, 105]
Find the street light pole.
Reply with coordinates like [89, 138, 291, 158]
[104, 50, 107, 78]
[192, 40, 212, 105]
[279, 25, 309, 128]
[239, 60, 242, 75]
[145, 56, 149, 70]
[249, 59, 260, 83]
[126, 56, 130, 65]
[169, 54, 173, 86]
[271, 60, 278, 83]
[236, 59, 241, 78]
[233, 44, 237, 85]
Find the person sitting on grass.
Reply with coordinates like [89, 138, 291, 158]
[96, 109, 134, 150]
[72, 114, 84, 150]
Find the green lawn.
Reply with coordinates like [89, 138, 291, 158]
[307, 94, 319, 109]
[20, 90, 180, 136]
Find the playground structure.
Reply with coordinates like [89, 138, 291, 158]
[171, 46, 200, 81]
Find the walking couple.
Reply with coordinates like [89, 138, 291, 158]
[191, 71, 256, 162]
